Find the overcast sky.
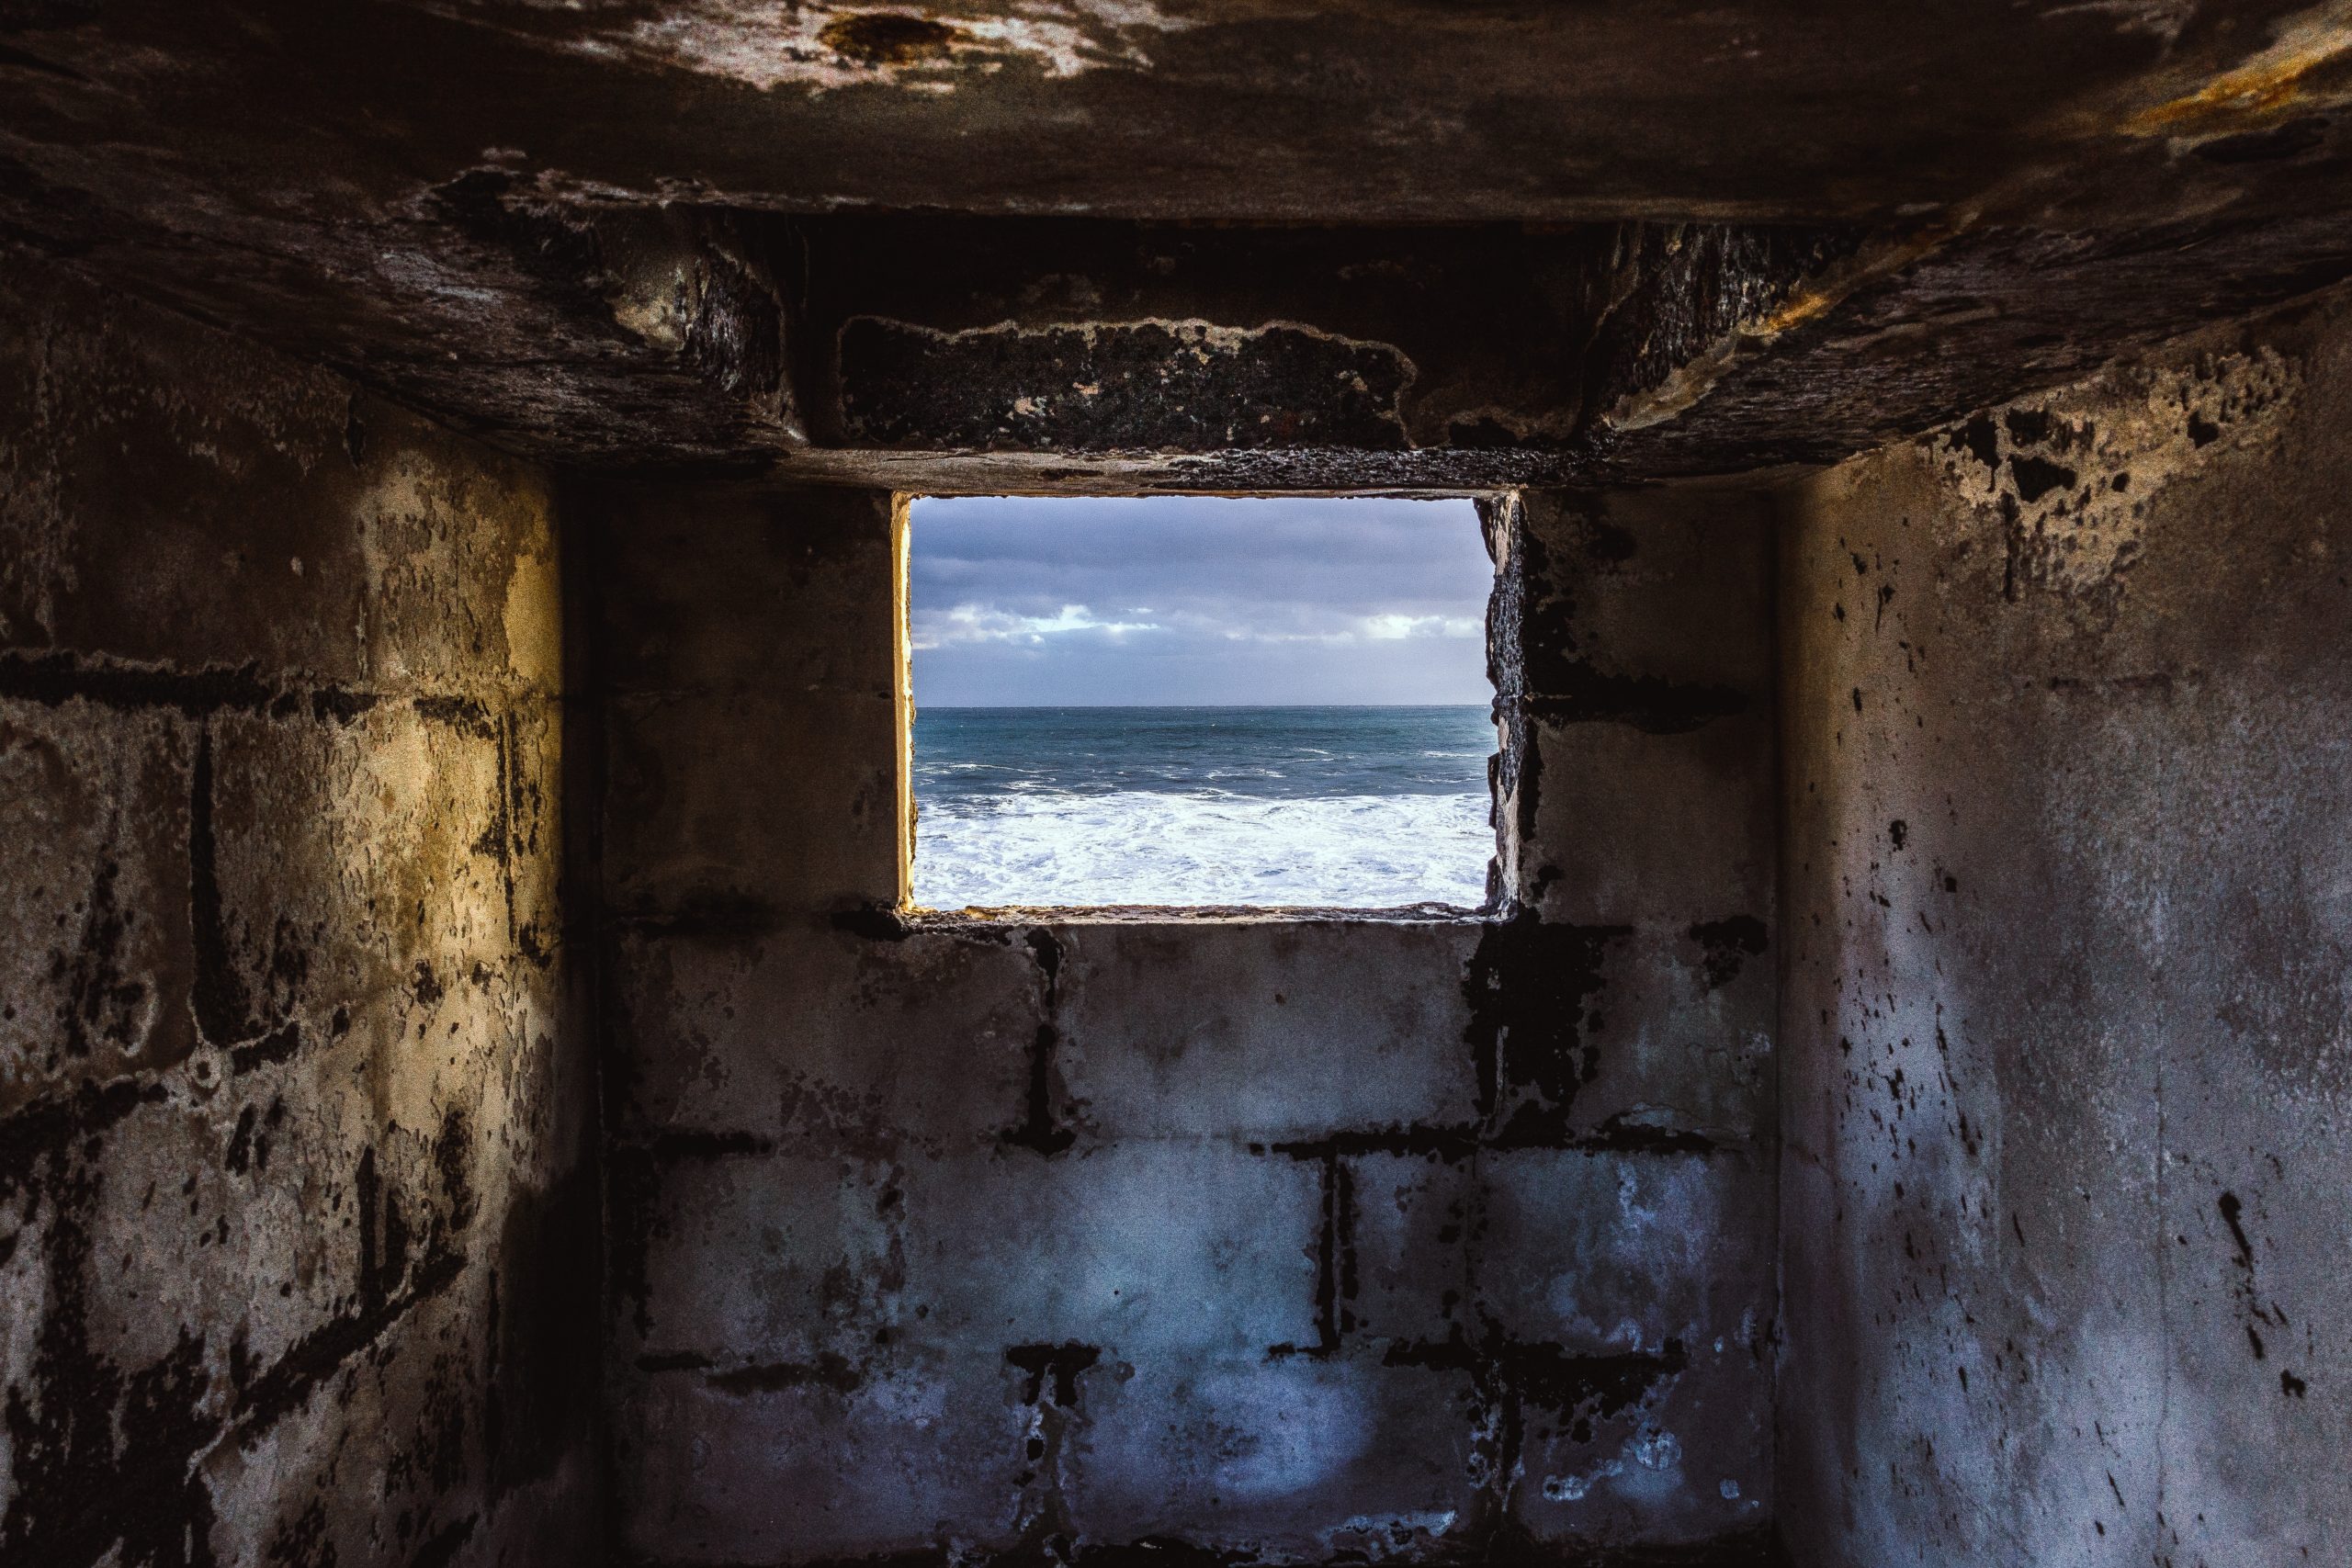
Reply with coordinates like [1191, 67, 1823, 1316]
[908, 496, 1493, 706]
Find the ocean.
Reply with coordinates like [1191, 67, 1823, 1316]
[910, 705, 1496, 908]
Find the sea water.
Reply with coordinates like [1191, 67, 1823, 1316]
[910, 705, 1495, 908]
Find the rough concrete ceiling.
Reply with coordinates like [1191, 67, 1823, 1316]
[5, 0, 2352, 482]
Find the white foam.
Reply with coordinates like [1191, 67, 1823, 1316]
[911, 791, 1492, 908]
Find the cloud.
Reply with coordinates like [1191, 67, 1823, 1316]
[908, 496, 1492, 705]
[914, 602, 1163, 649]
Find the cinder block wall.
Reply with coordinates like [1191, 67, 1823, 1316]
[1777, 291, 2352, 1564]
[0, 254, 600, 1565]
[594, 482, 1780, 1562]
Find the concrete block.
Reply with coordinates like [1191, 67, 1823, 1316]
[1516, 489, 1773, 696]
[209, 704, 515, 1108]
[1511, 1339, 1770, 1549]
[350, 406, 561, 694]
[1475, 1148, 1772, 1355]
[631, 1149, 904, 1368]
[604, 688, 900, 916]
[1345, 1150, 1475, 1347]
[1522, 716, 1774, 929]
[1461, 913, 1768, 1146]
[1075, 1350, 1480, 1558]
[0, 278, 369, 681]
[1559, 922, 1773, 1142]
[198, 1258, 505, 1568]
[902, 1141, 1321, 1356]
[617, 1354, 1028, 1562]
[607, 921, 1038, 1154]
[1057, 921, 1481, 1141]
[0, 700, 194, 1111]
[595, 485, 896, 697]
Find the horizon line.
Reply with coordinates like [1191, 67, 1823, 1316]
[914, 701, 1493, 709]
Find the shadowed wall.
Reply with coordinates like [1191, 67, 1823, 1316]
[1779, 291, 2352, 1566]
[0, 253, 600, 1567]
[591, 483, 1780, 1564]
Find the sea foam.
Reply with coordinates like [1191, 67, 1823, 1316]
[911, 790, 1492, 908]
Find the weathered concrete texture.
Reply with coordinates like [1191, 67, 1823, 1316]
[1777, 287, 2352, 1565]
[1487, 489, 1779, 1144]
[1598, 213, 2352, 482]
[802, 219, 1850, 464]
[12, 4, 2352, 479]
[594, 485, 1781, 1563]
[0, 252, 597, 1566]
[594, 485, 904, 922]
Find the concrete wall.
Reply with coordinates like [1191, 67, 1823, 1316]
[0, 253, 598, 1566]
[1778, 291, 2352, 1565]
[594, 482, 1780, 1563]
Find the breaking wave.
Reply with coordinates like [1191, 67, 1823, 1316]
[912, 789, 1493, 909]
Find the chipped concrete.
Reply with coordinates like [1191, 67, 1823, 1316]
[571, 0, 1198, 93]
[839, 315, 1419, 452]
[1930, 346, 2301, 600]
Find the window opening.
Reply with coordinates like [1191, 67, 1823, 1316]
[904, 495, 1495, 909]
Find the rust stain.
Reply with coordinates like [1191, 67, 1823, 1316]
[1609, 225, 1958, 433]
[2124, 6, 2352, 137]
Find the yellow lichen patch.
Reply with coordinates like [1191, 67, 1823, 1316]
[2123, 2, 2352, 137]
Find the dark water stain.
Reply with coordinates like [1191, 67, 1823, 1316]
[53, 855, 150, 1064]
[1385, 1322, 1689, 1543]
[2218, 1190, 2255, 1272]
[707, 1354, 865, 1396]
[404, 1513, 477, 1568]
[0, 649, 272, 718]
[1268, 1155, 1360, 1358]
[1463, 911, 1632, 1143]
[1005, 1343, 1101, 1408]
[229, 1022, 301, 1076]
[1002, 929, 1075, 1156]
[1687, 914, 1768, 990]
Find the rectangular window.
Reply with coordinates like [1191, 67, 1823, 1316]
[901, 495, 1496, 910]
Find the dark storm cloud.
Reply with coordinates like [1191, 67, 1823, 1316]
[908, 495, 1493, 705]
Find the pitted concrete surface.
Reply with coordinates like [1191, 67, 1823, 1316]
[1778, 288, 2352, 1568]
